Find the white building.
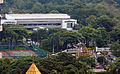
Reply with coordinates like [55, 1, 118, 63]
[0, 15, 1, 24]
[0, 15, 2, 31]
[2, 14, 77, 30]
[0, 52, 2, 58]
[96, 47, 110, 52]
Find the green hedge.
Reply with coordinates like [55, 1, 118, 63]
[94, 71, 110, 74]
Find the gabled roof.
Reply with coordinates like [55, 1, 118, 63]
[26, 63, 41, 74]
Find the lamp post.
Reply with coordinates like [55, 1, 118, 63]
[9, 37, 11, 50]
[51, 33, 55, 54]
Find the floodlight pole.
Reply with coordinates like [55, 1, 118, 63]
[53, 44, 55, 54]
[0, 0, 3, 32]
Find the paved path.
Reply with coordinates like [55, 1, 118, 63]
[92, 69, 106, 72]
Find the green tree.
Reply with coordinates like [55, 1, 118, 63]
[0, 1, 9, 14]
[86, 15, 97, 27]
[31, 29, 48, 43]
[0, 24, 28, 43]
[110, 41, 120, 57]
[110, 25, 120, 42]
[0, 57, 14, 74]
[62, 31, 83, 49]
[95, 16, 117, 32]
[97, 56, 106, 65]
[40, 52, 90, 74]
[7, 57, 42, 74]
[78, 55, 95, 67]
[32, 2, 42, 13]
[49, 32, 62, 53]
[96, 27, 108, 47]
[78, 26, 99, 47]
[50, 10, 59, 13]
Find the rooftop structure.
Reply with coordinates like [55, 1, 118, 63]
[2, 14, 77, 30]
[26, 63, 41, 74]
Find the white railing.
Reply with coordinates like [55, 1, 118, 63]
[96, 47, 110, 52]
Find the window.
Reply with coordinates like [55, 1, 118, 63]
[27, 24, 33, 26]
[0, 17, 1, 26]
[48, 24, 52, 25]
[43, 24, 47, 25]
[23, 24, 28, 26]
[32, 24, 38, 26]
[38, 24, 42, 25]
[67, 23, 73, 28]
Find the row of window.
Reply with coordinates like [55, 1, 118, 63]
[4, 22, 16, 24]
[20, 23, 61, 26]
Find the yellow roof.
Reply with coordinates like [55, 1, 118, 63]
[26, 64, 41, 74]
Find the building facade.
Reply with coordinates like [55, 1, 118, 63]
[2, 14, 77, 30]
[0, 0, 3, 3]
[0, 15, 2, 31]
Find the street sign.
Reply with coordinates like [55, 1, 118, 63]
[0, 0, 3, 4]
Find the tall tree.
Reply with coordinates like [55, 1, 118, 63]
[110, 41, 120, 57]
[78, 26, 99, 47]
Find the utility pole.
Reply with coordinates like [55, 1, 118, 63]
[9, 37, 11, 50]
[53, 44, 55, 54]
[52, 33, 55, 54]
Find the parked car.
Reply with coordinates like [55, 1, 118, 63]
[96, 65, 103, 69]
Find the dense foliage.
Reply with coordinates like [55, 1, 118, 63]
[0, 22, 120, 56]
[0, 53, 94, 74]
[0, 0, 120, 73]
[110, 41, 120, 57]
[1, 0, 120, 59]
[0, 24, 28, 43]
[1, 0, 120, 46]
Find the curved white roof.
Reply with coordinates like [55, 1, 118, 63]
[5, 14, 70, 20]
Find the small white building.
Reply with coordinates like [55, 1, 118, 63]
[0, 15, 2, 31]
[0, 15, 1, 24]
[2, 14, 77, 30]
[96, 47, 110, 52]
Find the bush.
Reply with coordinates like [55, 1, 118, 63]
[94, 71, 110, 74]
